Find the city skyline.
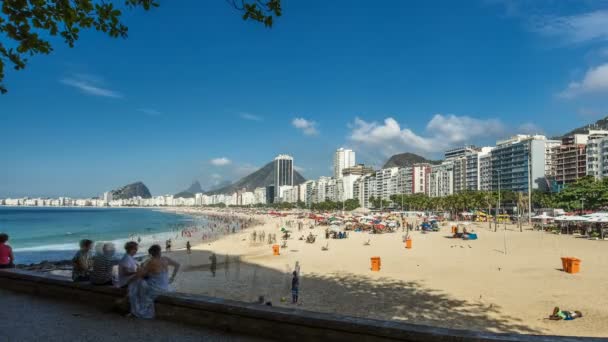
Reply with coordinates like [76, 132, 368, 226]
[3, 1, 608, 197]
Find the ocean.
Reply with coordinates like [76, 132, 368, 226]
[0, 207, 204, 264]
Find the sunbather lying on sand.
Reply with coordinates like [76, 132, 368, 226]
[549, 307, 583, 320]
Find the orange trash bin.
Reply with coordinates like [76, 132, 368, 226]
[568, 258, 581, 274]
[272, 244, 280, 256]
[560, 257, 570, 272]
[371, 256, 381, 271]
[405, 238, 412, 249]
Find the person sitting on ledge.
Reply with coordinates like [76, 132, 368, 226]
[72, 239, 93, 282]
[0, 233, 15, 269]
[91, 243, 117, 286]
[113, 241, 139, 313]
[549, 307, 583, 320]
[129, 244, 180, 319]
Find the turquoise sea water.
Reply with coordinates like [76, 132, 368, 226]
[0, 207, 202, 264]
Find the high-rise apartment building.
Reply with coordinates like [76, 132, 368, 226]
[339, 164, 374, 201]
[585, 130, 608, 180]
[333, 148, 356, 179]
[490, 135, 559, 192]
[429, 162, 454, 197]
[375, 167, 399, 201]
[553, 134, 588, 187]
[274, 154, 293, 202]
[412, 164, 431, 194]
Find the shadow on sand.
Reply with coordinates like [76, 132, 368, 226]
[171, 249, 542, 335]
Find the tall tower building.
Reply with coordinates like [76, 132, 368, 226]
[274, 154, 294, 202]
[333, 148, 356, 179]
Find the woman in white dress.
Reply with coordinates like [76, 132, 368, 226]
[129, 244, 180, 319]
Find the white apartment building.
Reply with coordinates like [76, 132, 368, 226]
[375, 167, 399, 201]
[582, 130, 608, 180]
[353, 174, 376, 209]
[412, 164, 431, 194]
[254, 187, 267, 204]
[491, 135, 559, 192]
[465, 147, 493, 191]
[428, 162, 454, 197]
[333, 148, 356, 179]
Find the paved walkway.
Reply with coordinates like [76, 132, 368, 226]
[0, 289, 267, 342]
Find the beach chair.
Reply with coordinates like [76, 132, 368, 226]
[363, 239, 370, 246]
[321, 243, 329, 251]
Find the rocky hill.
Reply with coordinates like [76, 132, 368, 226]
[174, 181, 203, 198]
[556, 115, 608, 139]
[206, 162, 306, 195]
[111, 182, 152, 199]
[383, 152, 441, 168]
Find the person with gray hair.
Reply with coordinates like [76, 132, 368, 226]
[91, 242, 117, 286]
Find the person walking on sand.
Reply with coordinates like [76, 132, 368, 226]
[186, 241, 191, 254]
[209, 253, 217, 277]
[0, 233, 15, 269]
[291, 271, 299, 304]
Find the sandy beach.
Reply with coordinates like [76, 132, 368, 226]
[163, 208, 608, 337]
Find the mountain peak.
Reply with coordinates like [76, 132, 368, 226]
[111, 181, 152, 199]
[383, 152, 440, 168]
[206, 161, 306, 195]
[185, 180, 203, 193]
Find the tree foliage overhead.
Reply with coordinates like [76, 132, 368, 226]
[0, 0, 282, 94]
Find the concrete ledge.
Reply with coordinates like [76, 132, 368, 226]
[0, 269, 603, 342]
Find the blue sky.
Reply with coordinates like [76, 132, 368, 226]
[2, 0, 608, 197]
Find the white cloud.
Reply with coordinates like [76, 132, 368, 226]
[210, 157, 231, 166]
[518, 122, 544, 134]
[240, 112, 263, 121]
[489, 1, 608, 44]
[559, 63, 608, 98]
[349, 114, 506, 157]
[60, 74, 122, 98]
[138, 108, 161, 116]
[533, 10, 608, 44]
[292, 117, 319, 136]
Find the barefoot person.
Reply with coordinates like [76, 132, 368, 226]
[129, 244, 180, 319]
[0, 233, 14, 269]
